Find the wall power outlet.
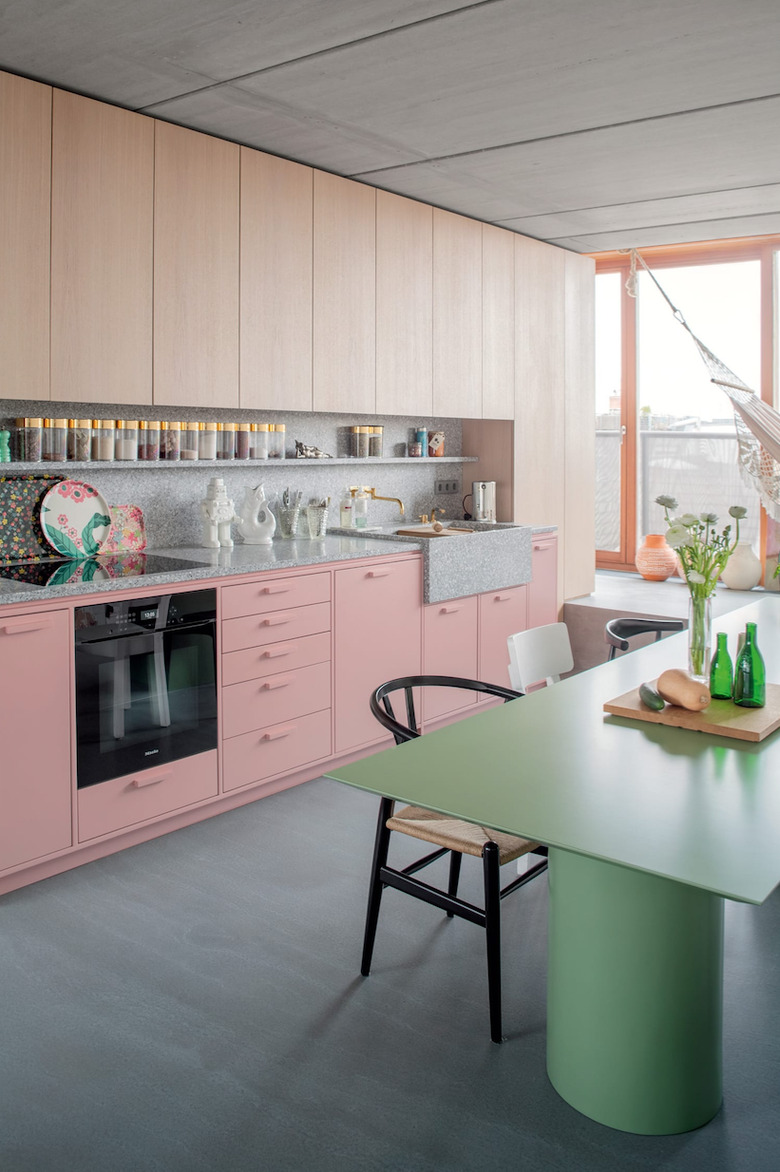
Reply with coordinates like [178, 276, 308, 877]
[435, 479, 460, 495]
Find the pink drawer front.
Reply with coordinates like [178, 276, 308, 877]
[222, 601, 331, 654]
[222, 708, 331, 792]
[222, 631, 331, 687]
[222, 571, 330, 620]
[78, 750, 218, 842]
[222, 660, 332, 740]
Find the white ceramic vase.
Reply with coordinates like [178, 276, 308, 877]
[721, 542, 762, 590]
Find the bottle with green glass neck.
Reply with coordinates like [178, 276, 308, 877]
[709, 632, 733, 700]
[733, 622, 766, 708]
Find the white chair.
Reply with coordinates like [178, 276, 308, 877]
[507, 622, 574, 692]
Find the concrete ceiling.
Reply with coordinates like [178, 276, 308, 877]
[2, 0, 779, 253]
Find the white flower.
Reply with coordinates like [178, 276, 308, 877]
[679, 513, 699, 527]
[687, 570, 706, 584]
[666, 524, 692, 548]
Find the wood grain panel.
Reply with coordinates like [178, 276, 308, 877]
[433, 208, 482, 418]
[51, 90, 153, 405]
[154, 121, 239, 408]
[0, 72, 51, 401]
[482, 224, 514, 420]
[564, 250, 596, 600]
[376, 190, 432, 416]
[313, 171, 375, 413]
[240, 149, 312, 411]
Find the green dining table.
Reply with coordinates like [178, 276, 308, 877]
[326, 596, 780, 1136]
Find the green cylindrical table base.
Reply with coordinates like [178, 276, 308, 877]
[547, 848, 724, 1134]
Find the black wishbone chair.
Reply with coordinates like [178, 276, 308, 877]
[362, 674, 548, 1043]
[605, 617, 685, 661]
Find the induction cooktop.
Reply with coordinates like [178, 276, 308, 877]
[0, 552, 213, 588]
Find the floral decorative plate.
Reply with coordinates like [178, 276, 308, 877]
[104, 504, 147, 553]
[39, 480, 112, 559]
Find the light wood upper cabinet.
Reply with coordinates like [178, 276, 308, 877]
[51, 90, 153, 405]
[482, 224, 515, 420]
[154, 121, 239, 409]
[0, 71, 51, 402]
[564, 251, 596, 600]
[241, 150, 313, 411]
[376, 190, 432, 417]
[433, 208, 482, 419]
[313, 171, 375, 414]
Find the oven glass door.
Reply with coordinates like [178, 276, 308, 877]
[75, 621, 217, 788]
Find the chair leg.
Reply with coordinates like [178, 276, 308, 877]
[483, 841, 503, 1043]
[446, 851, 462, 916]
[361, 797, 394, 977]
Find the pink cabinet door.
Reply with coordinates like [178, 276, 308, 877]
[223, 709, 332, 792]
[0, 610, 72, 870]
[222, 631, 330, 687]
[478, 585, 528, 690]
[222, 660, 332, 740]
[222, 571, 330, 620]
[528, 534, 558, 629]
[222, 602, 330, 654]
[334, 559, 422, 752]
[423, 596, 478, 721]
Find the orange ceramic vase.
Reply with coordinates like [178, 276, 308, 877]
[635, 533, 678, 581]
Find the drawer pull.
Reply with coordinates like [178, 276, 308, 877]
[261, 616, 290, 627]
[493, 594, 512, 602]
[261, 585, 290, 595]
[261, 725, 295, 742]
[366, 570, 390, 578]
[130, 771, 170, 789]
[262, 646, 291, 658]
[1, 618, 53, 635]
[260, 676, 293, 691]
[439, 606, 461, 614]
[533, 544, 545, 551]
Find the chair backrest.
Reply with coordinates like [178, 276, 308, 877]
[507, 623, 574, 691]
[604, 617, 685, 661]
[370, 675, 522, 745]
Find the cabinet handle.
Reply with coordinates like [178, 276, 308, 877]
[0, 618, 53, 635]
[261, 585, 290, 595]
[261, 676, 293, 691]
[533, 544, 545, 551]
[439, 606, 461, 614]
[493, 594, 512, 602]
[261, 725, 295, 742]
[261, 616, 290, 627]
[130, 771, 170, 789]
[366, 570, 390, 578]
[262, 646, 291, 658]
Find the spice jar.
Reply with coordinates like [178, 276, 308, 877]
[217, 422, 235, 460]
[43, 418, 68, 462]
[251, 422, 269, 459]
[269, 423, 286, 458]
[236, 423, 251, 460]
[355, 426, 370, 458]
[161, 421, 180, 461]
[369, 425, 383, 458]
[67, 419, 92, 462]
[138, 420, 160, 461]
[115, 420, 138, 460]
[198, 422, 217, 460]
[181, 423, 199, 461]
[14, 418, 43, 462]
[91, 420, 115, 461]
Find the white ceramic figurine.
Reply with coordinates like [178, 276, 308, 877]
[235, 484, 276, 545]
[200, 478, 238, 549]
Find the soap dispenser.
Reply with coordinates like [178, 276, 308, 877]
[339, 489, 354, 528]
[352, 487, 369, 529]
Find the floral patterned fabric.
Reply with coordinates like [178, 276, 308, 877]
[0, 474, 65, 563]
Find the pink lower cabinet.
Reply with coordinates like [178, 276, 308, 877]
[78, 750, 218, 842]
[478, 584, 528, 690]
[334, 558, 422, 752]
[223, 710, 332, 792]
[423, 596, 479, 720]
[0, 609, 73, 871]
[528, 533, 558, 628]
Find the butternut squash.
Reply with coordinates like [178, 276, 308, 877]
[656, 668, 711, 711]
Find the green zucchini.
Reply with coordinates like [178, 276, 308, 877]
[639, 682, 665, 712]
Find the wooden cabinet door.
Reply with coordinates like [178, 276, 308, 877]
[528, 534, 559, 629]
[478, 585, 528, 691]
[433, 208, 482, 418]
[334, 559, 421, 753]
[241, 149, 313, 411]
[154, 121, 239, 408]
[313, 171, 375, 414]
[482, 224, 514, 420]
[423, 596, 478, 721]
[0, 71, 51, 402]
[0, 610, 72, 871]
[51, 90, 154, 405]
[376, 190, 433, 417]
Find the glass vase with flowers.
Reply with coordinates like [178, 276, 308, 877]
[655, 495, 748, 679]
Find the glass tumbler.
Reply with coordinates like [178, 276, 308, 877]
[276, 505, 301, 539]
[306, 504, 328, 539]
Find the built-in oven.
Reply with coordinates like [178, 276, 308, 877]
[74, 588, 217, 788]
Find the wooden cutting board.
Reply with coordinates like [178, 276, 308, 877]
[395, 526, 474, 538]
[603, 682, 780, 742]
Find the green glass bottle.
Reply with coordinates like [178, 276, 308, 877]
[733, 622, 766, 708]
[709, 632, 733, 700]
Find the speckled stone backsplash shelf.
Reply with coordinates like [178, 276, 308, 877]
[0, 401, 472, 547]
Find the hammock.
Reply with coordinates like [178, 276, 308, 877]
[626, 250, 780, 521]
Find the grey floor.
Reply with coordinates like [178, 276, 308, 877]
[2, 777, 779, 1172]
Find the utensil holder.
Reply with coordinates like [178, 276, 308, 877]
[276, 505, 301, 539]
[306, 505, 328, 539]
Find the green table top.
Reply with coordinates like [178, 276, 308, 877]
[327, 597, 780, 905]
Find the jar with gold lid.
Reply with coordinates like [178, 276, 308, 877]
[235, 422, 251, 460]
[251, 422, 269, 459]
[13, 417, 43, 462]
[181, 423, 199, 460]
[269, 423, 286, 459]
[160, 422, 180, 461]
[43, 418, 68, 462]
[115, 420, 138, 460]
[67, 419, 92, 462]
[198, 422, 217, 460]
[138, 420, 160, 461]
[217, 422, 235, 460]
[91, 420, 115, 461]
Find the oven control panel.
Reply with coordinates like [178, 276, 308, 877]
[74, 588, 216, 642]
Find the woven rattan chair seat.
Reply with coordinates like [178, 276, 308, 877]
[387, 805, 539, 863]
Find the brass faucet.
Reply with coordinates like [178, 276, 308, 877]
[351, 486, 405, 518]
